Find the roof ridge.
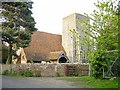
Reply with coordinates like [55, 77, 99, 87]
[34, 31, 62, 36]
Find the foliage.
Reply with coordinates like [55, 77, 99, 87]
[81, 0, 118, 51]
[70, 0, 118, 79]
[2, 70, 10, 75]
[86, 0, 118, 78]
[89, 50, 118, 78]
[20, 69, 33, 77]
[2, 70, 24, 77]
[88, 50, 108, 78]
[1, 1, 37, 64]
[59, 76, 118, 88]
[2, 69, 41, 77]
[1, 2, 37, 32]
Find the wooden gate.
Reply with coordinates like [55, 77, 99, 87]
[65, 65, 78, 76]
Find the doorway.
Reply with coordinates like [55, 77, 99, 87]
[59, 57, 67, 63]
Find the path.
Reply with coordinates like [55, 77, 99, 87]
[2, 75, 84, 88]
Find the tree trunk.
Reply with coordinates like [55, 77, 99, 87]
[6, 44, 12, 64]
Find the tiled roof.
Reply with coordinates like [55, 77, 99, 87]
[24, 31, 65, 61]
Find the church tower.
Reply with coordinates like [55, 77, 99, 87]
[62, 13, 88, 63]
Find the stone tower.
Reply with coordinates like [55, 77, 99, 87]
[62, 13, 88, 63]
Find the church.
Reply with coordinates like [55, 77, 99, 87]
[13, 13, 89, 64]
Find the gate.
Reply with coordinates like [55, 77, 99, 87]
[65, 65, 78, 76]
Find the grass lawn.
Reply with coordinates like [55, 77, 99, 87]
[2, 72, 25, 78]
[58, 76, 118, 88]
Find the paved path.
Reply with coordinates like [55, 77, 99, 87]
[2, 75, 83, 88]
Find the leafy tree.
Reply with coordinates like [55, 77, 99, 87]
[86, 0, 119, 78]
[1, 1, 37, 64]
[71, 0, 118, 78]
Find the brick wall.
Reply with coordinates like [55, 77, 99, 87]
[1, 63, 89, 77]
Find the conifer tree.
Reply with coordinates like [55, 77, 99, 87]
[1, 1, 37, 64]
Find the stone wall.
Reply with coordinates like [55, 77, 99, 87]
[1, 63, 89, 77]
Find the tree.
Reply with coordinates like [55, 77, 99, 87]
[1, 43, 8, 64]
[1, 1, 37, 64]
[71, 0, 118, 78]
[85, 0, 118, 78]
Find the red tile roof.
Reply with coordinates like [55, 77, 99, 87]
[24, 31, 65, 61]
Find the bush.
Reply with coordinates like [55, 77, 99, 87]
[2, 69, 41, 77]
[18, 69, 33, 77]
[2, 70, 10, 75]
[89, 50, 118, 79]
[2, 70, 19, 76]
[89, 50, 109, 79]
[2, 69, 33, 77]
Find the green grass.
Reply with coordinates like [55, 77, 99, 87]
[2, 72, 25, 78]
[2, 69, 41, 77]
[2, 70, 25, 78]
[59, 76, 118, 88]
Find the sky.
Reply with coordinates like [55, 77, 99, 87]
[32, 0, 97, 34]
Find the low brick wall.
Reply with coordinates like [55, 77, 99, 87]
[0, 63, 89, 77]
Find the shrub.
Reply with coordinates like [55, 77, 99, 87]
[2, 69, 34, 77]
[2, 70, 19, 76]
[18, 69, 33, 77]
[89, 50, 118, 79]
[2, 70, 10, 75]
[89, 50, 108, 79]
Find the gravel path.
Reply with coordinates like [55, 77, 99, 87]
[2, 75, 85, 88]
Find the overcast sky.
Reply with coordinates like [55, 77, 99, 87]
[32, 0, 97, 34]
